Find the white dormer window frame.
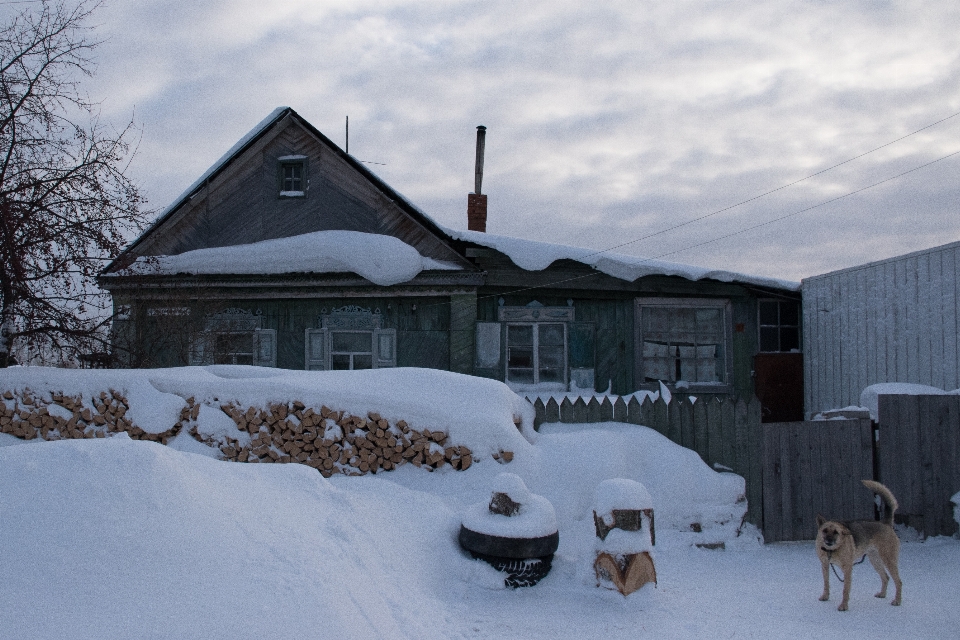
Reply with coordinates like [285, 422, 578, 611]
[278, 155, 308, 198]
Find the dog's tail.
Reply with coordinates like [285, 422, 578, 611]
[862, 479, 898, 525]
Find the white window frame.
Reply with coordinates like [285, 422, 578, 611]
[189, 308, 275, 368]
[503, 322, 568, 391]
[634, 297, 733, 392]
[304, 306, 395, 370]
[278, 154, 308, 198]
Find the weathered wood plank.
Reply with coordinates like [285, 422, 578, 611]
[613, 397, 628, 423]
[545, 397, 560, 424]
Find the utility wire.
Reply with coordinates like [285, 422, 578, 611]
[576, 109, 960, 262]
[468, 145, 960, 302]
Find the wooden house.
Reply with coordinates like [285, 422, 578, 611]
[101, 108, 801, 416]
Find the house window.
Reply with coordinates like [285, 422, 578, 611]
[759, 300, 800, 352]
[305, 306, 396, 370]
[506, 323, 567, 387]
[331, 331, 373, 370]
[190, 309, 276, 368]
[278, 155, 307, 197]
[636, 299, 730, 387]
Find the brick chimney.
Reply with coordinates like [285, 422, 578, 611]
[467, 125, 487, 232]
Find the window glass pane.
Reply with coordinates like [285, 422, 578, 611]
[331, 354, 351, 370]
[332, 331, 371, 353]
[675, 308, 696, 333]
[779, 302, 799, 326]
[760, 326, 779, 352]
[538, 367, 564, 383]
[780, 327, 800, 351]
[508, 367, 535, 384]
[353, 355, 373, 370]
[640, 304, 727, 384]
[644, 308, 672, 333]
[508, 347, 533, 369]
[695, 309, 721, 334]
[538, 345, 564, 370]
[759, 301, 779, 325]
[234, 354, 254, 366]
[507, 325, 533, 346]
[538, 324, 564, 346]
[282, 163, 303, 191]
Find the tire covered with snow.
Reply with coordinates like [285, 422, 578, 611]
[468, 550, 554, 588]
[458, 524, 559, 559]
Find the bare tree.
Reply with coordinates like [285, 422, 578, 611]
[0, 0, 147, 367]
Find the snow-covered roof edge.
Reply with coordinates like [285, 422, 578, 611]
[443, 226, 800, 291]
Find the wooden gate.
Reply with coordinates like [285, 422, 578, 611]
[761, 419, 875, 542]
[877, 395, 960, 538]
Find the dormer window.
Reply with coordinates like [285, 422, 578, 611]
[278, 155, 308, 197]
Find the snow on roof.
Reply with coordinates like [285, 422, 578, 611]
[115, 230, 462, 287]
[445, 227, 800, 291]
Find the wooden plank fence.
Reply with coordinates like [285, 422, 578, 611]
[761, 419, 875, 543]
[878, 394, 960, 538]
[525, 394, 764, 527]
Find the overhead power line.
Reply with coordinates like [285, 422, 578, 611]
[472, 145, 960, 302]
[580, 108, 960, 262]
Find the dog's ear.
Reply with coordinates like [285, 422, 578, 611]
[816, 514, 826, 527]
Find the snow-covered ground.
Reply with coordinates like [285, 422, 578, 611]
[1, 366, 958, 639]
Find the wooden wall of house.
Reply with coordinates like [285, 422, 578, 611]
[132, 115, 468, 267]
[121, 295, 452, 371]
[472, 254, 768, 397]
[802, 240, 960, 416]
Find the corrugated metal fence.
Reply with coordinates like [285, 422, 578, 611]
[526, 394, 764, 527]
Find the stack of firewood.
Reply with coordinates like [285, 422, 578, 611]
[0, 388, 480, 478]
[0, 388, 177, 443]
[215, 402, 474, 478]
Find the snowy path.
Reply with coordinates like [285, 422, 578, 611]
[449, 539, 960, 640]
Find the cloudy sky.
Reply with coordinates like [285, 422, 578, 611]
[61, 0, 960, 282]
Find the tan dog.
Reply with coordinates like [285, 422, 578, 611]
[816, 479, 902, 611]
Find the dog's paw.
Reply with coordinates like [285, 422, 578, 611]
[837, 603, 848, 612]
[891, 598, 901, 606]
[875, 591, 886, 598]
[819, 594, 829, 602]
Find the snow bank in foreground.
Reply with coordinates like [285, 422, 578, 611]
[0, 436, 459, 639]
[116, 230, 460, 286]
[859, 383, 960, 421]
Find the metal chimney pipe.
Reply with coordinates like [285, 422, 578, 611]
[474, 125, 486, 195]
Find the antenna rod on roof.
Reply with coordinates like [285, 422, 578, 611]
[475, 125, 486, 195]
[346, 116, 349, 154]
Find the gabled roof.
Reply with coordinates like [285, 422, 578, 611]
[107, 107, 469, 272]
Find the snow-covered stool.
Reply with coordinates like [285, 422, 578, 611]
[592, 478, 657, 595]
[459, 473, 559, 588]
